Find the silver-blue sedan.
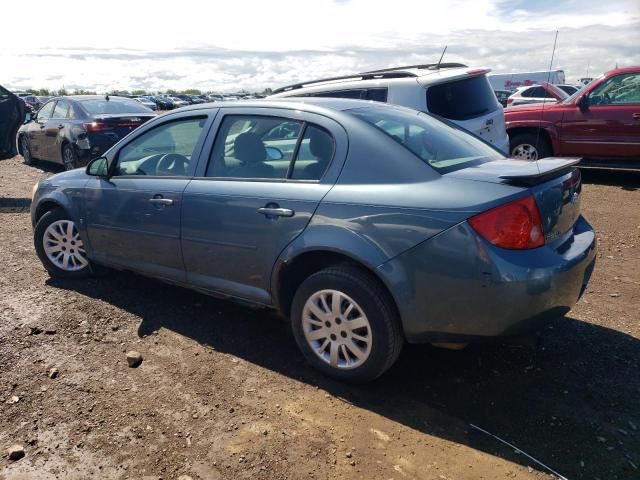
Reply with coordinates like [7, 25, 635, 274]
[30, 99, 596, 382]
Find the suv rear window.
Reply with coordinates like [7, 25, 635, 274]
[348, 105, 503, 174]
[426, 75, 499, 121]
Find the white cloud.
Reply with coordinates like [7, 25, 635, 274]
[1, 0, 638, 91]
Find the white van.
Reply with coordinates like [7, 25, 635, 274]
[270, 63, 510, 153]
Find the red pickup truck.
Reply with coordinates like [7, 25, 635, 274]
[505, 66, 640, 165]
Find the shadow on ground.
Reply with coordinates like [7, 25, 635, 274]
[49, 272, 640, 479]
[581, 168, 640, 191]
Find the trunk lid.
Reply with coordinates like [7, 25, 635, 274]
[448, 157, 583, 244]
[88, 114, 154, 139]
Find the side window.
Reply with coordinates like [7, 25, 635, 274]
[115, 117, 206, 177]
[52, 100, 70, 118]
[589, 73, 640, 105]
[206, 115, 334, 181]
[291, 125, 335, 180]
[207, 115, 302, 179]
[37, 101, 55, 120]
[365, 88, 388, 102]
[315, 90, 363, 99]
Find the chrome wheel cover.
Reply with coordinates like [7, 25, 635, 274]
[302, 289, 372, 370]
[511, 143, 539, 161]
[43, 220, 88, 271]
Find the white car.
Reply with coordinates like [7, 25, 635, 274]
[506, 83, 569, 107]
[270, 63, 509, 153]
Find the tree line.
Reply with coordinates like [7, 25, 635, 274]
[24, 88, 274, 96]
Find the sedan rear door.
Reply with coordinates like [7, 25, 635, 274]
[181, 107, 347, 304]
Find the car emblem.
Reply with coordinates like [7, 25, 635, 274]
[485, 119, 494, 126]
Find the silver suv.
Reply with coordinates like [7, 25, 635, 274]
[270, 63, 509, 153]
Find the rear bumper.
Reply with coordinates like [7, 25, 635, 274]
[378, 215, 597, 343]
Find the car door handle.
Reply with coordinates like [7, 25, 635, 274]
[632, 113, 640, 120]
[149, 197, 174, 206]
[58, 124, 64, 128]
[258, 207, 295, 218]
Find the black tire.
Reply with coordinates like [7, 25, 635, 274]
[34, 208, 92, 279]
[20, 135, 33, 165]
[291, 265, 404, 382]
[509, 132, 552, 160]
[62, 144, 79, 170]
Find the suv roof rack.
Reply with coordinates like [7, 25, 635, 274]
[272, 62, 469, 94]
[272, 71, 418, 94]
[362, 62, 468, 74]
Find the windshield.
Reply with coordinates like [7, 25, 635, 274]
[562, 74, 605, 104]
[348, 105, 504, 174]
[79, 98, 152, 114]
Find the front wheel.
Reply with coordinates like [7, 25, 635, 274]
[34, 208, 91, 278]
[291, 266, 403, 382]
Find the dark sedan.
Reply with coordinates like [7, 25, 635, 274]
[17, 95, 155, 169]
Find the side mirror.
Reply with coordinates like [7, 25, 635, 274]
[577, 95, 589, 112]
[24, 113, 32, 123]
[265, 146, 284, 160]
[86, 157, 109, 177]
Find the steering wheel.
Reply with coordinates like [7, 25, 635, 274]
[156, 153, 188, 176]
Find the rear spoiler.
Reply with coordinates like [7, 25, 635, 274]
[499, 158, 581, 186]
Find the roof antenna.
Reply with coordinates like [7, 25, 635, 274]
[533, 30, 558, 174]
[105, 94, 110, 101]
[436, 46, 447, 69]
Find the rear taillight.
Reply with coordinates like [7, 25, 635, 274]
[83, 121, 111, 132]
[468, 195, 544, 249]
[507, 97, 514, 105]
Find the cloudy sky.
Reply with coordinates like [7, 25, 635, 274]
[1, 0, 639, 93]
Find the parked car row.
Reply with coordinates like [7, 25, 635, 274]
[5, 63, 639, 381]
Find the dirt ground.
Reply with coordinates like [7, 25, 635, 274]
[0, 155, 638, 480]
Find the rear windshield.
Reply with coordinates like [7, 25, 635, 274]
[348, 106, 503, 174]
[79, 98, 152, 115]
[426, 75, 499, 121]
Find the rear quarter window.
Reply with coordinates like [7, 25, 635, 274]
[426, 75, 499, 121]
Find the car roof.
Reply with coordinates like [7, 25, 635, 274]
[174, 97, 416, 117]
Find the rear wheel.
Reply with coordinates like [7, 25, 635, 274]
[510, 132, 551, 160]
[20, 136, 33, 165]
[62, 144, 79, 170]
[34, 208, 91, 278]
[291, 266, 403, 382]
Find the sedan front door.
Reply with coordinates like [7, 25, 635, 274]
[83, 114, 212, 281]
[181, 108, 347, 304]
